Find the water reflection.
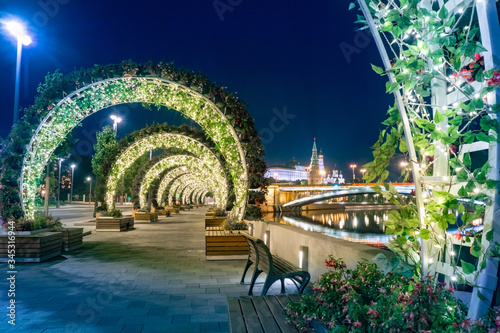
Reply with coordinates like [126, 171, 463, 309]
[265, 208, 393, 245]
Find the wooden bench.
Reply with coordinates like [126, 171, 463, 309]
[242, 234, 310, 296]
[227, 294, 311, 333]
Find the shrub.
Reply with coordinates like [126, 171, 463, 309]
[133, 200, 140, 210]
[14, 214, 63, 231]
[244, 205, 262, 221]
[103, 209, 122, 218]
[152, 199, 159, 208]
[285, 256, 468, 332]
[215, 208, 226, 217]
[224, 215, 248, 231]
[96, 204, 108, 213]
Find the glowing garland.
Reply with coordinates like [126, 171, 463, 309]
[182, 184, 208, 204]
[169, 174, 211, 204]
[157, 165, 214, 205]
[139, 154, 226, 207]
[105, 133, 224, 209]
[20, 76, 248, 218]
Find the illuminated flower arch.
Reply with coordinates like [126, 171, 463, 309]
[139, 155, 226, 207]
[3, 61, 267, 221]
[169, 174, 210, 204]
[106, 133, 224, 210]
[157, 166, 212, 205]
[191, 188, 205, 204]
[183, 184, 210, 204]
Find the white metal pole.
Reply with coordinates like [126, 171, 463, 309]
[469, 0, 500, 319]
[12, 40, 22, 126]
[357, 0, 429, 277]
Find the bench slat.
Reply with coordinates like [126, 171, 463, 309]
[263, 296, 298, 333]
[252, 296, 281, 333]
[228, 297, 246, 333]
[240, 297, 265, 333]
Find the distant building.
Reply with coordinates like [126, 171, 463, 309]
[265, 138, 345, 185]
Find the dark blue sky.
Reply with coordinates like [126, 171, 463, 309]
[0, 0, 394, 177]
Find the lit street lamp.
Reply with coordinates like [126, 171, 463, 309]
[350, 164, 357, 184]
[4, 19, 32, 126]
[110, 114, 122, 132]
[86, 177, 92, 205]
[70, 164, 76, 204]
[360, 168, 367, 179]
[56, 158, 64, 208]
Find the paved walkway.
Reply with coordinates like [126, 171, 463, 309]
[1, 207, 303, 333]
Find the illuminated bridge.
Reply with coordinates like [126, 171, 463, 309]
[281, 185, 414, 209]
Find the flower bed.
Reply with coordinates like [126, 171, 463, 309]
[285, 256, 500, 332]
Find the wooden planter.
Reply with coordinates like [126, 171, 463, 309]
[134, 212, 158, 222]
[0, 232, 62, 262]
[165, 207, 179, 214]
[205, 228, 248, 260]
[205, 217, 226, 229]
[155, 209, 171, 217]
[96, 217, 134, 231]
[59, 228, 84, 251]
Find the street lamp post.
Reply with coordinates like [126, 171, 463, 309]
[86, 177, 92, 205]
[56, 158, 64, 208]
[350, 164, 357, 184]
[4, 20, 32, 126]
[110, 115, 122, 133]
[360, 168, 367, 180]
[70, 164, 76, 204]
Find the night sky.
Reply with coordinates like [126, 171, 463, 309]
[0, 0, 395, 180]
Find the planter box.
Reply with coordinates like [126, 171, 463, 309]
[165, 207, 179, 214]
[155, 210, 171, 217]
[0, 232, 62, 262]
[58, 228, 84, 251]
[96, 216, 134, 232]
[205, 217, 226, 229]
[205, 212, 216, 218]
[205, 228, 248, 260]
[134, 212, 158, 223]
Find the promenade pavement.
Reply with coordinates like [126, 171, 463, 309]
[0, 207, 303, 333]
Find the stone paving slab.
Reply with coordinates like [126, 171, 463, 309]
[0, 208, 308, 333]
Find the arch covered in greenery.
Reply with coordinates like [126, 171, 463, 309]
[156, 165, 213, 205]
[139, 155, 226, 207]
[106, 133, 223, 209]
[1, 61, 266, 221]
[169, 174, 209, 204]
[183, 184, 209, 204]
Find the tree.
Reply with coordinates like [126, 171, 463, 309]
[92, 126, 117, 203]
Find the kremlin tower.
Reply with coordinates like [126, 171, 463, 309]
[307, 138, 322, 185]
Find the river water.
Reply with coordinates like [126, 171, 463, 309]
[263, 205, 395, 246]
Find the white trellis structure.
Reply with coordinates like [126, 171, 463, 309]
[359, 0, 500, 318]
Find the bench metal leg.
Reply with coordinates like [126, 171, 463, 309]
[248, 269, 262, 295]
[261, 276, 279, 296]
[298, 274, 311, 294]
[240, 259, 253, 284]
[280, 278, 285, 293]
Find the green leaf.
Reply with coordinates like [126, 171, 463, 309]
[419, 229, 430, 240]
[486, 230, 493, 242]
[461, 260, 475, 275]
[480, 260, 487, 270]
[371, 64, 384, 75]
[457, 169, 468, 182]
[389, 257, 400, 269]
[399, 140, 408, 153]
[386, 81, 400, 94]
[434, 110, 445, 123]
[348, 2, 355, 10]
[477, 290, 488, 301]
[463, 153, 471, 166]
[458, 203, 465, 213]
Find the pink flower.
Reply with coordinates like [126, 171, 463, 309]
[353, 321, 362, 327]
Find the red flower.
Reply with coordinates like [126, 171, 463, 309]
[475, 53, 481, 61]
[487, 71, 500, 86]
[353, 321, 362, 327]
[455, 233, 463, 241]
